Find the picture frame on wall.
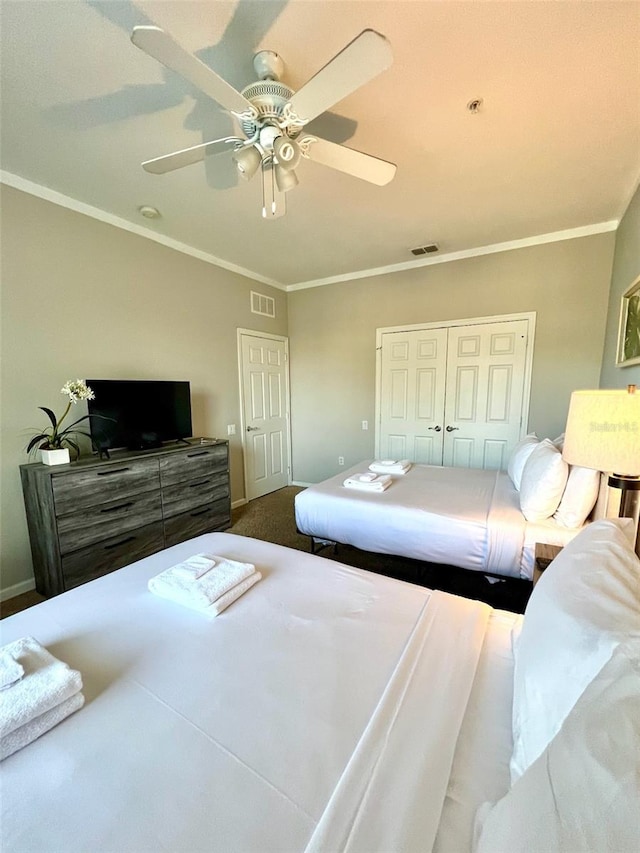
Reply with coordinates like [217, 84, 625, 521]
[616, 273, 640, 367]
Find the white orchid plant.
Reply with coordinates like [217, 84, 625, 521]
[27, 380, 103, 458]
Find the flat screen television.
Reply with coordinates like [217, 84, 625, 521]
[86, 379, 193, 451]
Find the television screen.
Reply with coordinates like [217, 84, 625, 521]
[86, 380, 193, 451]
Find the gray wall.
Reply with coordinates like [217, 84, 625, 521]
[600, 182, 640, 388]
[0, 185, 287, 593]
[0, 181, 624, 595]
[288, 233, 616, 484]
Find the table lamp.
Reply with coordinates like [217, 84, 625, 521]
[562, 385, 640, 556]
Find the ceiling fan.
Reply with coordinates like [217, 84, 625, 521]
[130, 25, 396, 219]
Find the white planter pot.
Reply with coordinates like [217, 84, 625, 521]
[40, 448, 70, 466]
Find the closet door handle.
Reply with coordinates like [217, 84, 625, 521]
[446, 425, 459, 432]
[427, 425, 441, 432]
[246, 426, 260, 432]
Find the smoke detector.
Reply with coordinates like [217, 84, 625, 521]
[138, 205, 161, 219]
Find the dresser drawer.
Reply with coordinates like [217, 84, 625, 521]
[159, 444, 228, 487]
[52, 458, 160, 515]
[163, 497, 231, 547]
[57, 491, 163, 555]
[61, 521, 165, 590]
[162, 471, 229, 519]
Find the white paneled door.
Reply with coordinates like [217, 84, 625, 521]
[377, 316, 533, 470]
[239, 332, 290, 500]
[378, 328, 448, 464]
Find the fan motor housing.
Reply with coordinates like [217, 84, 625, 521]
[240, 80, 298, 138]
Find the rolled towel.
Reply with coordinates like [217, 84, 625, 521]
[210, 571, 262, 617]
[0, 652, 25, 691]
[369, 459, 412, 475]
[171, 553, 217, 581]
[0, 638, 83, 738]
[1, 692, 85, 761]
[148, 556, 257, 612]
[343, 474, 392, 493]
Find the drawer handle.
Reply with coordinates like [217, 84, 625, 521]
[104, 535, 135, 550]
[97, 467, 131, 476]
[190, 507, 212, 518]
[100, 501, 134, 513]
[186, 451, 209, 459]
[189, 479, 211, 488]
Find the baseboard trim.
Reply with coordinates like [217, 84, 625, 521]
[291, 480, 313, 487]
[1, 578, 36, 603]
[231, 498, 248, 509]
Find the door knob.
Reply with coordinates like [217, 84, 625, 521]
[246, 426, 260, 432]
[446, 425, 459, 432]
[427, 425, 442, 432]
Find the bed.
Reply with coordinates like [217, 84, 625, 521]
[2, 519, 638, 852]
[295, 460, 592, 580]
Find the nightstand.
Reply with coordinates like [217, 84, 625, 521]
[533, 542, 563, 586]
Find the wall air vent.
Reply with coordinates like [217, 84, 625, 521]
[251, 291, 276, 318]
[411, 243, 440, 256]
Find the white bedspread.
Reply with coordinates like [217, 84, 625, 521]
[306, 592, 492, 852]
[296, 462, 528, 578]
[1, 533, 516, 852]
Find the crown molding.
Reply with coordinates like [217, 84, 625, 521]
[0, 171, 286, 291]
[1, 172, 621, 293]
[285, 221, 620, 292]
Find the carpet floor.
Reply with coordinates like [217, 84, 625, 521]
[232, 486, 532, 614]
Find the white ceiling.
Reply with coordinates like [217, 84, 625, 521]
[1, 0, 639, 289]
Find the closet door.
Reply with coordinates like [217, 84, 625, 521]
[442, 319, 529, 469]
[378, 328, 447, 463]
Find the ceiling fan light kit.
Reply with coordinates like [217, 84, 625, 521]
[232, 145, 262, 180]
[131, 25, 396, 219]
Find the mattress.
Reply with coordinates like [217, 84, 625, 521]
[295, 462, 582, 580]
[1, 532, 518, 853]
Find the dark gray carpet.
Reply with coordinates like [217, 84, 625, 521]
[230, 486, 532, 613]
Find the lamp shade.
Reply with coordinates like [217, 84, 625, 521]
[275, 165, 299, 193]
[232, 146, 261, 181]
[562, 388, 640, 475]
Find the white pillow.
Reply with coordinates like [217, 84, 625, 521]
[510, 518, 640, 782]
[507, 434, 538, 490]
[475, 641, 640, 853]
[553, 465, 600, 528]
[518, 438, 569, 521]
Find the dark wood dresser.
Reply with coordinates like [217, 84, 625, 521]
[20, 439, 231, 597]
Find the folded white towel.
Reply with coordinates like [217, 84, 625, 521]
[1, 691, 85, 761]
[148, 556, 257, 612]
[343, 474, 392, 493]
[353, 472, 377, 483]
[0, 638, 83, 738]
[209, 571, 262, 616]
[0, 652, 25, 691]
[369, 459, 412, 475]
[170, 553, 217, 581]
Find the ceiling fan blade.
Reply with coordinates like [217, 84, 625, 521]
[142, 137, 244, 174]
[303, 137, 396, 186]
[288, 30, 392, 124]
[261, 160, 286, 219]
[131, 26, 254, 116]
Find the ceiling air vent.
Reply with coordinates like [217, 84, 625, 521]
[411, 243, 439, 256]
[251, 291, 275, 318]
